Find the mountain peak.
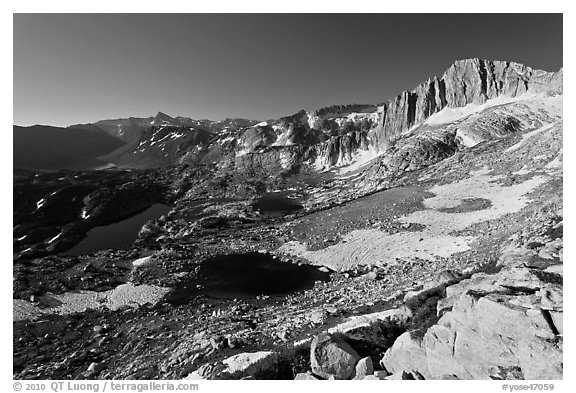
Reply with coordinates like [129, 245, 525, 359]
[154, 111, 174, 119]
[152, 112, 175, 126]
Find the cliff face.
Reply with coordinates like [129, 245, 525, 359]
[371, 59, 562, 150]
[313, 131, 370, 170]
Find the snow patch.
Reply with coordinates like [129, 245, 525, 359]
[279, 151, 292, 169]
[545, 153, 563, 170]
[425, 95, 521, 126]
[36, 199, 46, 210]
[456, 129, 483, 148]
[235, 149, 248, 157]
[272, 128, 295, 147]
[132, 256, 152, 267]
[346, 111, 379, 123]
[13, 283, 170, 321]
[313, 152, 328, 171]
[426, 93, 562, 127]
[47, 231, 63, 244]
[170, 132, 185, 139]
[306, 112, 322, 129]
[338, 147, 384, 175]
[220, 136, 235, 144]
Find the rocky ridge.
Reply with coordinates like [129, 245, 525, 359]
[74, 59, 561, 175]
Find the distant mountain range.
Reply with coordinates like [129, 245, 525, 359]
[13, 59, 563, 171]
[13, 125, 125, 170]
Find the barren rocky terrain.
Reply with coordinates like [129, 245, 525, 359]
[13, 59, 563, 380]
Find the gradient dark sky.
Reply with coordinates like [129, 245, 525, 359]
[14, 14, 562, 127]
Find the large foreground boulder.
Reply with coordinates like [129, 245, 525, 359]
[186, 351, 284, 380]
[310, 333, 361, 379]
[424, 292, 561, 379]
[381, 265, 563, 379]
[380, 331, 430, 378]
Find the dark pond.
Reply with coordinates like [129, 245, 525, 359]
[166, 252, 330, 304]
[252, 192, 303, 217]
[61, 203, 171, 256]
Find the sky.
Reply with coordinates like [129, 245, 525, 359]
[13, 13, 563, 127]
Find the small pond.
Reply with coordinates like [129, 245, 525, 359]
[252, 192, 303, 217]
[166, 252, 330, 304]
[61, 203, 171, 256]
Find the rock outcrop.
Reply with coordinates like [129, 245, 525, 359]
[381, 259, 563, 379]
[371, 59, 563, 150]
[186, 351, 286, 380]
[290, 219, 563, 381]
[361, 91, 562, 189]
[313, 131, 370, 169]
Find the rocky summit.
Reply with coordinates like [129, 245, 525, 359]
[13, 58, 563, 381]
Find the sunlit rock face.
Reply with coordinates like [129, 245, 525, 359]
[370, 59, 563, 150]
